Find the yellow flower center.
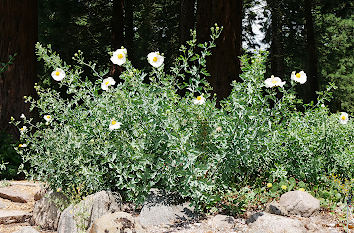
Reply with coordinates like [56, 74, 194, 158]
[55, 71, 60, 76]
[19, 144, 23, 147]
[105, 81, 109, 85]
[341, 115, 346, 120]
[271, 79, 278, 84]
[197, 96, 202, 101]
[153, 56, 158, 62]
[20, 127, 24, 131]
[296, 73, 301, 78]
[281, 185, 287, 190]
[117, 54, 124, 59]
[267, 183, 272, 188]
[47, 116, 51, 119]
[111, 120, 117, 125]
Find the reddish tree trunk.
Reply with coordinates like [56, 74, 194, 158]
[125, 0, 134, 63]
[197, 0, 243, 102]
[0, 0, 38, 136]
[304, 0, 318, 103]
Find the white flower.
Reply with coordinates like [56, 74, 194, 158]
[101, 77, 116, 91]
[291, 71, 307, 84]
[20, 114, 26, 119]
[264, 75, 286, 88]
[110, 48, 127, 66]
[109, 119, 122, 130]
[51, 68, 66, 81]
[19, 126, 27, 134]
[339, 112, 349, 124]
[147, 52, 164, 68]
[18, 144, 27, 148]
[193, 95, 206, 105]
[44, 115, 52, 122]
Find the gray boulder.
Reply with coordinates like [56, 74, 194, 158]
[89, 212, 145, 233]
[137, 189, 196, 227]
[13, 226, 40, 233]
[247, 212, 307, 233]
[57, 191, 122, 233]
[279, 191, 320, 217]
[31, 189, 68, 230]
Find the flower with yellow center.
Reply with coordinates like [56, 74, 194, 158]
[109, 119, 122, 130]
[281, 185, 287, 190]
[291, 71, 307, 84]
[147, 52, 164, 68]
[298, 188, 305, 192]
[20, 126, 27, 135]
[193, 95, 206, 105]
[101, 77, 116, 91]
[110, 48, 127, 66]
[18, 144, 27, 148]
[264, 75, 286, 88]
[267, 183, 273, 188]
[51, 68, 66, 81]
[339, 112, 349, 124]
[44, 115, 52, 123]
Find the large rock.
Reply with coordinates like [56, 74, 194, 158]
[0, 186, 32, 203]
[13, 226, 40, 233]
[279, 191, 320, 217]
[246, 212, 307, 233]
[31, 189, 68, 230]
[0, 209, 32, 224]
[89, 212, 145, 233]
[137, 189, 196, 227]
[57, 191, 122, 233]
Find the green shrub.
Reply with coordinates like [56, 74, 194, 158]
[0, 131, 22, 179]
[14, 27, 353, 210]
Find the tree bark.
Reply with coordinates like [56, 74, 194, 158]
[180, 0, 196, 44]
[304, 0, 318, 103]
[268, 0, 284, 77]
[111, 0, 125, 77]
[125, 0, 134, 63]
[0, 0, 38, 136]
[197, 0, 242, 102]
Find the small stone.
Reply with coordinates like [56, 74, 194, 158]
[13, 226, 40, 233]
[0, 209, 32, 224]
[137, 189, 196, 227]
[31, 189, 68, 230]
[247, 212, 307, 233]
[89, 212, 145, 233]
[0, 186, 32, 203]
[279, 191, 320, 217]
[266, 201, 288, 216]
[57, 191, 122, 233]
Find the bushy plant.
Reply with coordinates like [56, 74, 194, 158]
[13, 26, 353, 210]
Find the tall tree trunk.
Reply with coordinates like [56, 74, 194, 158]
[180, 0, 196, 44]
[304, 0, 318, 103]
[111, 0, 125, 77]
[0, 0, 38, 136]
[125, 0, 134, 63]
[268, 0, 284, 77]
[197, 0, 242, 102]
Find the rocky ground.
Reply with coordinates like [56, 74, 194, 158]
[0, 180, 351, 233]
